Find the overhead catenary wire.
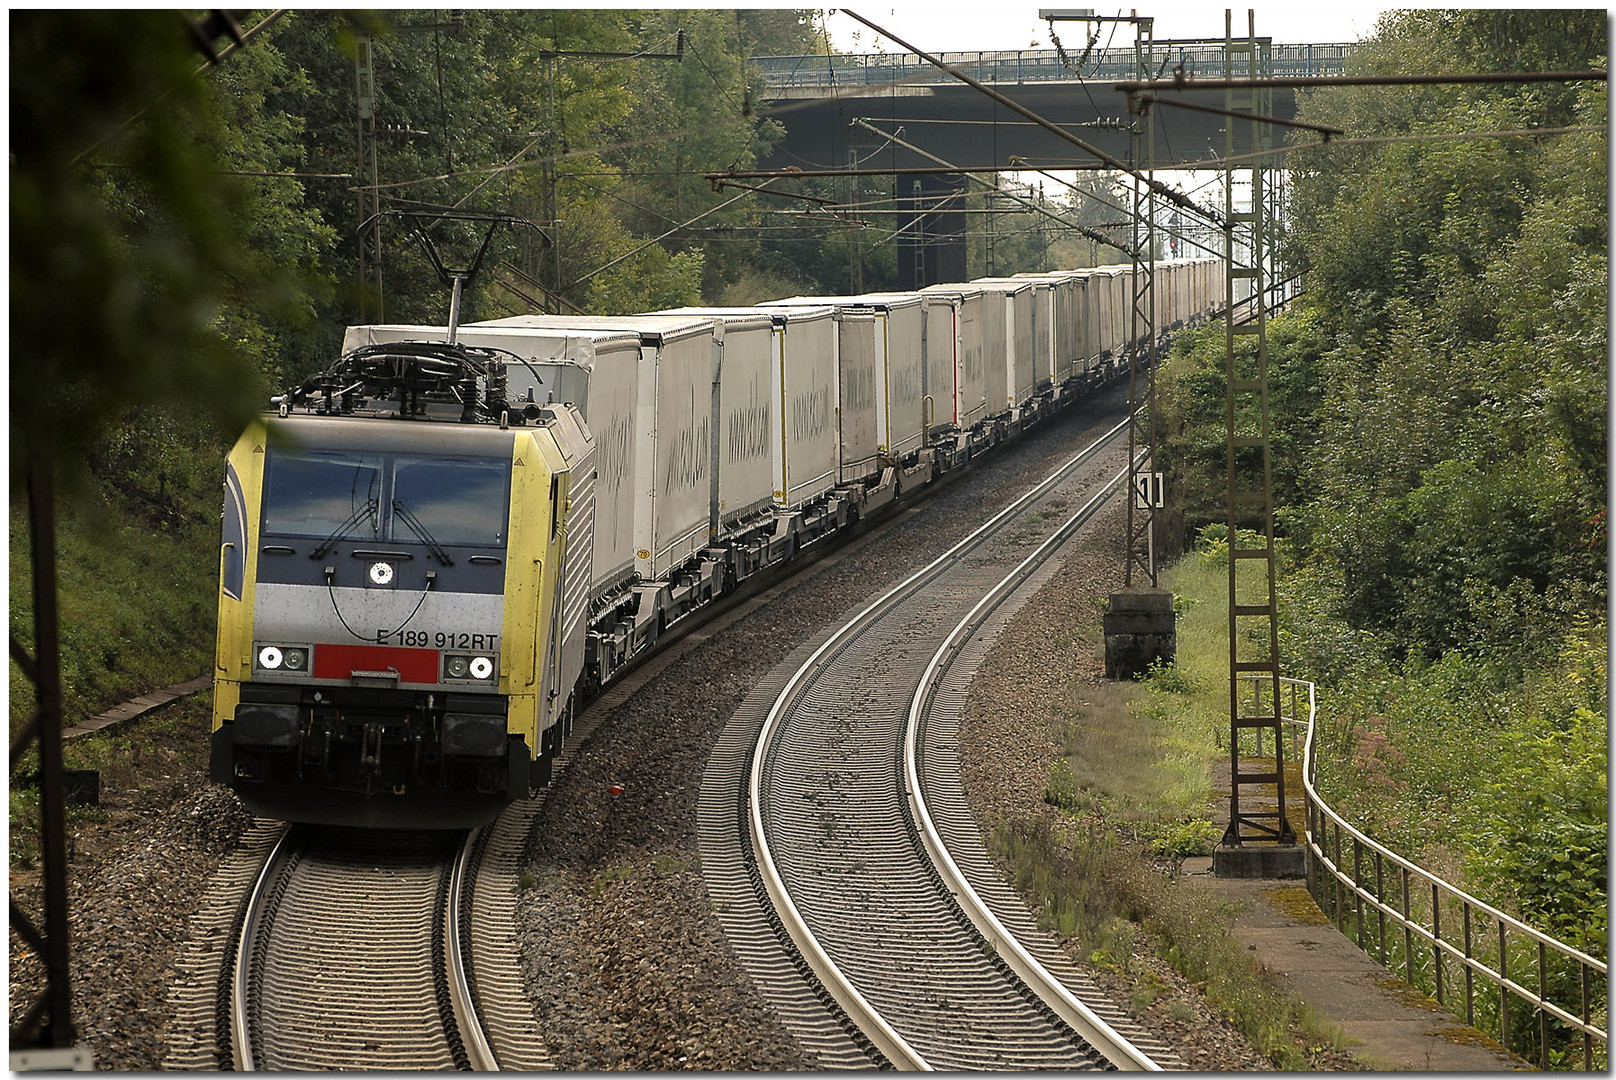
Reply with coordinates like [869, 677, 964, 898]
[379, 114, 1599, 228]
[565, 172, 694, 231]
[836, 9, 1224, 229]
[1053, 14, 1126, 160]
[346, 113, 1596, 235]
[846, 117, 1131, 257]
[348, 26, 1161, 204]
[541, 29, 682, 65]
[332, 17, 1603, 297]
[1140, 122, 1605, 172]
[350, 42, 994, 200]
[309, 13, 1608, 207]
[350, 79, 910, 198]
[562, 181, 767, 290]
[844, 118, 1224, 260]
[1116, 66, 1608, 95]
[684, 36, 749, 118]
[69, 9, 289, 169]
[814, 115, 1131, 130]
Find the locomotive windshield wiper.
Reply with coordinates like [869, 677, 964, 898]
[391, 499, 455, 567]
[310, 499, 379, 559]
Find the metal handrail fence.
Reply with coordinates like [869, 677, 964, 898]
[752, 43, 1352, 89]
[1244, 673, 1608, 1069]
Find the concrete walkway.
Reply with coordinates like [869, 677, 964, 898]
[1191, 755, 1524, 1069]
[1179, 858, 1526, 1070]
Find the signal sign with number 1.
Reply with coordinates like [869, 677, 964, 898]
[1134, 471, 1164, 510]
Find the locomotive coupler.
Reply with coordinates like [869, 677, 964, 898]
[360, 722, 384, 772]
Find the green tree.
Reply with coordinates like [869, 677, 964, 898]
[10, 11, 337, 732]
[256, 10, 824, 328]
[11, 10, 313, 484]
[1269, 9, 1607, 660]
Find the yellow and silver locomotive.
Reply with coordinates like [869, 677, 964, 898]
[211, 343, 594, 827]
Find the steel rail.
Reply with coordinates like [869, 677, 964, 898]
[838, 9, 1224, 227]
[448, 830, 500, 1071]
[229, 827, 498, 1071]
[747, 412, 1134, 1069]
[903, 456, 1161, 1071]
[229, 827, 294, 1071]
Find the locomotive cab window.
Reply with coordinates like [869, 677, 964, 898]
[392, 458, 510, 547]
[262, 449, 510, 548]
[261, 451, 382, 540]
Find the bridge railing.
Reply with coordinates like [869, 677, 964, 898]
[1244, 674, 1608, 1070]
[753, 42, 1352, 89]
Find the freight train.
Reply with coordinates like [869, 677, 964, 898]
[211, 258, 1226, 826]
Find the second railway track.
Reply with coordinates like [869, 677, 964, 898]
[702, 414, 1183, 1070]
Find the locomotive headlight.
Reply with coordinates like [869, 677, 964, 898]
[256, 644, 309, 675]
[443, 653, 497, 682]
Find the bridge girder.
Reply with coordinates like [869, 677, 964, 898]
[759, 80, 1298, 173]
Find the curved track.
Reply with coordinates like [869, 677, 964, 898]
[705, 415, 1178, 1069]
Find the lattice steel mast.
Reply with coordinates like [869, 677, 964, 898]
[1125, 14, 1161, 589]
[1219, 11, 1292, 847]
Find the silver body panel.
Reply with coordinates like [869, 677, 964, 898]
[830, 309, 882, 482]
[763, 294, 927, 461]
[470, 315, 718, 583]
[919, 285, 989, 429]
[1014, 271, 1085, 385]
[972, 278, 1041, 409]
[655, 307, 798, 531]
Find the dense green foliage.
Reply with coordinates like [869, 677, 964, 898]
[246, 9, 830, 375]
[1153, 9, 1607, 977]
[1141, 531, 1607, 1064]
[11, 12, 313, 487]
[13, 9, 833, 472]
[9, 434, 224, 728]
[10, 10, 328, 748]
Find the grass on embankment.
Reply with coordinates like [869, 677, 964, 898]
[9, 696, 216, 869]
[987, 545, 1348, 1069]
[11, 445, 223, 867]
[10, 466, 220, 739]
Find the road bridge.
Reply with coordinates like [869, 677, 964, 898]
[751, 40, 1351, 286]
[756, 41, 1350, 170]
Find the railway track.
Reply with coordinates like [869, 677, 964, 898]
[202, 810, 554, 1072]
[221, 826, 492, 1070]
[168, 691, 613, 1070]
[702, 414, 1182, 1070]
[165, 393, 1157, 1070]
[166, 407, 1122, 1072]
